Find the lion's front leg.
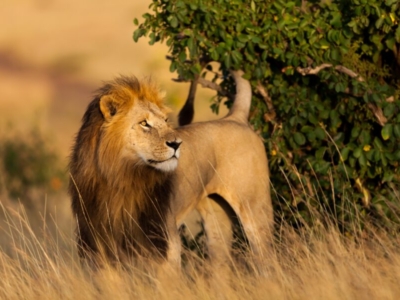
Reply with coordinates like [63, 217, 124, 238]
[167, 229, 182, 270]
[161, 214, 182, 273]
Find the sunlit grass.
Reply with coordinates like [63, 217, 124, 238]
[0, 198, 399, 300]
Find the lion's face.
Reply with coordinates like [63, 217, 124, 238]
[123, 100, 181, 172]
[99, 86, 181, 173]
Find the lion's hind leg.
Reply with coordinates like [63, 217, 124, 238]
[196, 196, 234, 277]
[230, 196, 274, 277]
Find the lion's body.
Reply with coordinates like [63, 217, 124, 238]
[69, 72, 272, 271]
[174, 119, 271, 223]
[174, 117, 272, 273]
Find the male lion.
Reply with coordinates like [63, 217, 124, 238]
[69, 71, 272, 272]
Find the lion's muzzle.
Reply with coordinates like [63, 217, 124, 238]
[166, 139, 182, 151]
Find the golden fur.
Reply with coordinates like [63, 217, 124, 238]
[69, 72, 272, 272]
[69, 76, 180, 264]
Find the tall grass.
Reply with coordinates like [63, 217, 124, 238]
[0, 200, 399, 300]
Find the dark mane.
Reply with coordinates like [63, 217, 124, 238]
[68, 76, 173, 266]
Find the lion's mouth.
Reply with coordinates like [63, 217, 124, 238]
[148, 155, 177, 165]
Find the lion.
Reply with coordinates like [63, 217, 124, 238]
[69, 71, 272, 272]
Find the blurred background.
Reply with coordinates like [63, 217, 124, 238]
[0, 0, 218, 252]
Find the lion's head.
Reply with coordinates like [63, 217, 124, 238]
[97, 76, 181, 173]
[69, 76, 181, 262]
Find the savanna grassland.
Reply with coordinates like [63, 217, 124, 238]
[1, 1, 400, 299]
[1, 204, 400, 300]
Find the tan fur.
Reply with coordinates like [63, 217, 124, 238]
[69, 73, 272, 272]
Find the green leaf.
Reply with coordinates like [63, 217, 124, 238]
[231, 50, 243, 65]
[285, 2, 296, 8]
[210, 48, 219, 61]
[330, 48, 341, 61]
[353, 147, 362, 158]
[383, 103, 394, 118]
[382, 171, 394, 183]
[335, 82, 345, 93]
[238, 34, 249, 43]
[149, 32, 156, 45]
[315, 127, 326, 140]
[169, 61, 177, 73]
[330, 110, 341, 128]
[190, 63, 202, 74]
[224, 53, 232, 69]
[373, 138, 384, 150]
[381, 152, 388, 166]
[133, 29, 144, 43]
[375, 17, 384, 29]
[187, 37, 196, 55]
[360, 130, 371, 145]
[394, 124, 400, 138]
[316, 147, 326, 160]
[385, 37, 396, 50]
[251, 0, 256, 11]
[178, 51, 186, 63]
[395, 150, 400, 160]
[386, 0, 398, 5]
[294, 132, 306, 146]
[307, 131, 316, 142]
[330, 14, 342, 29]
[301, 125, 314, 133]
[168, 15, 178, 28]
[381, 124, 393, 141]
[351, 126, 361, 139]
[359, 153, 367, 167]
[341, 147, 350, 161]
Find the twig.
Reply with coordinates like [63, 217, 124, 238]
[256, 82, 276, 122]
[301, 0, 308, 13]
[367, 103, 387, 126]
[297, 64, 365, 81]
[296, 63, 334, 76]
[334, 65, 364, 81]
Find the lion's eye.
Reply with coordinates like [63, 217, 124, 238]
[140, 120, 151, 128]
[165, 118, 169, 122]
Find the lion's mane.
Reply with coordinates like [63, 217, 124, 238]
[69, 77, 173, 264]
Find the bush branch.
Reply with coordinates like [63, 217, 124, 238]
[297, 64, 365, 81]
[296, 63, 394, 126]
[173, 76, 231, 98]
[296, 63, 334, 76]
[256, 82, 276, 122]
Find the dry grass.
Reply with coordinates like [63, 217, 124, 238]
[0, 201, 399, 300]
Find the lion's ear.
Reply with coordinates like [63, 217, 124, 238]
[100, 95, 119, 121]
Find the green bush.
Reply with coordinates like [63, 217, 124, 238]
[134, 0, 400, 232]
[0, 128, 64, 202]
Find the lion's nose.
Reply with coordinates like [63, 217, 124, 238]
[166, 140, 182, 151]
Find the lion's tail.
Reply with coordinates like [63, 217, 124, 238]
[226, 70, 252, 124]
[177, 69, 251, 126]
